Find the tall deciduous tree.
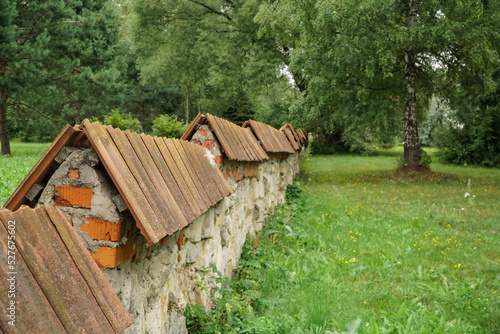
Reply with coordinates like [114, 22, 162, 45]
[121, 0, 285, 123]
[258, 0, 495, 170]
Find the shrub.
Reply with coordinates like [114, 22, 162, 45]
[434, 105, 500, 167]
[151, 114, 188, 138]
[102, 110, 142, 132]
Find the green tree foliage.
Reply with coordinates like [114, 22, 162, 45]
[123, 50, 185, 132]
[121, 0, 286, 123]
[0, 0, 17, 154]
[434, 68, 500, 167]
[151, 114, 188, 138]
[1, 0, 127, 148]
[433, 1, 500, 167]
[257, 0, 496, 169]
[222, 88, 255, 125]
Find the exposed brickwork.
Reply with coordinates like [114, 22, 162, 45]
[221, 164, 258, 181]
[202, 140, 214, 150]
[269, 152, 290, 160]
[80, 217, 124, 242]
[177, 230, 184, 250]
[198, 129, 207, 137]
[68, 168, 80, 179]
[214, 156, 224, 165]
[54, 185, 93, 208]
[90, 241, 133, 268]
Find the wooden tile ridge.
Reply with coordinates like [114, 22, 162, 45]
[81, 120, 157, 246]
[181, 113, 205, 141]
[106, 126, 170, 241]
[205, 114, 236, 160]
[44, 205, 133, 332]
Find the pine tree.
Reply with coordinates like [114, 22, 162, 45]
[0, 0, 127, 150]
[0, 0, 17, 154]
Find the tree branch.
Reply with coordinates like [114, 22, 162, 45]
[9, 102, 61, 130]
[52, 67, 83, 81]
[189, 0, 232, 21]
[19, 10, 50, 46]
[415, 66, 451, 100]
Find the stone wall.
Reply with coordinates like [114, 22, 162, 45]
[103, 152, 301, 333]
[34, 144, 302, 333]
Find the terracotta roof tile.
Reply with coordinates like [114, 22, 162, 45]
[280, 124, 302, 151]
[182, 114, 269, 162]
[0, 205, 132, 333]
[82, 121, 231, 245]
[242, 120, 295, 154]
[4, 121, 232, 246]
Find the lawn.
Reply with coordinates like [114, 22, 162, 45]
[192, 149, 500, 333]
[0, 142, 50, 207]
[1, 144, 499, 333]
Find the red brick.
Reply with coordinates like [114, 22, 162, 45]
[68, 168, 79, 179]
[202, 140, 214, 150]
[214, 156, 224, 164]
[54, 185, 93, 208]
[80, 218, 124, 241]
[199, 129, 207, 137]
[90, 241, 132, 268]
[177, 230, 184, 250]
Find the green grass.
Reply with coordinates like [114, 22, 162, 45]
[2, 144, 499, 332]
[0, 142, 50, 206]
[213, 148, 500, 333]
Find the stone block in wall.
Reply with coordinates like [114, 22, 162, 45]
[201, 210, 215, 239]
[183, 214, 203, 243]
[162, 308, 188, 334]
[186, 241, 202, 264]
[54, 146, 77, 163]
[220, 217, 231, 247]
[113, 194, 128, 212]
[26, 183, 45, 202]
[54, 185, 93, 208]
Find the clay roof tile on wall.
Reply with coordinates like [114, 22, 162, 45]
[0, 205, 132, 333]
[182, 114, 269, 162]
[280, 124, 301, 151]
[242, 120, 294, 154]
[4, 121, 232, 246]
[296, 129, 307, 144]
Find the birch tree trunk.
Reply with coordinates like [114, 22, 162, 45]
[403, 0, 420, 171]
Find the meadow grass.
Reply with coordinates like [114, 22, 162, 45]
[1, 143, 499, 333]
[0, 142, 50, 206]
[225, 148, 500, 333]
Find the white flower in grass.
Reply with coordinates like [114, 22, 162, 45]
[464, 192, 470, 197]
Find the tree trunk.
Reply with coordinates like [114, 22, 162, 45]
[403, 0, 420, 171]
[74, 99, 82, 125]
[0, 88, 11, 155]
[185, 87, 190, 124]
